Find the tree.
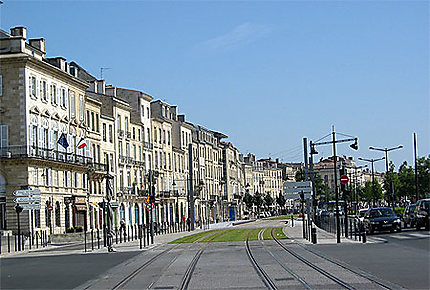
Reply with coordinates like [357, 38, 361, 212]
[383, 161, 401, 202]
[295, 168, 305, 182]
[417, 155, 430, 198]
[276, 192, 286, 209]
[264, 193, 274, 210]
[363, 180, 383, 205]
[253, 192, 263, 214]
[243, 191, 254, 210]
[397, 161, 415, 199]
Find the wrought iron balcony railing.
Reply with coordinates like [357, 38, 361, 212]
[0, 145, 97, 168]
[143, 141, 153, 150]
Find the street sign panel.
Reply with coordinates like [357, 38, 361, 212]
[13, 196, 41, 203]
[283, 181, 312, 188]
[283, 187, 312, 194]
[20, 204, 41, 210]
[284, 193, 312, 200]
[13, 189, 41, 196]
[340, 175, 349, 184]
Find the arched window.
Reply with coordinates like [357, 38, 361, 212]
[119, 204, 125, 222]
[55, 201, 61, 227]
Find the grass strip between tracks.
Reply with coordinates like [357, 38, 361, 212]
[171, 228, 288, 243]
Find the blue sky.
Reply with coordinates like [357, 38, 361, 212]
[1, 0, 428, 172]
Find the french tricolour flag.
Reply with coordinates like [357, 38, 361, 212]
[77, 138, 87, 149]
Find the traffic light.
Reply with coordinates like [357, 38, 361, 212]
[300, 191, 304, 201]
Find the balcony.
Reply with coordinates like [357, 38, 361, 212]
[125, 131, 131, 139]
[118, 130, 124, 138]
[0, 145, 93, 167]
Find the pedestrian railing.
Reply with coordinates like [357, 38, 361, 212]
[0, 230, 49, 254]
[314, 215, 367, 243]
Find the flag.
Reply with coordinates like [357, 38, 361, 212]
[146, 194, 150, 204]
[77, 138, 87, 149]
[57, 133, 69, 149]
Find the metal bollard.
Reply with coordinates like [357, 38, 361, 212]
[8, 233, 11, 252]
[311, 227, 317, 244]
[22, 234, 25, 251]
[84, 231, 87, 253]
[143, 225, 146, 247]
[35, 232, 38, 249]
[115, 227, 118, 244]
[291, 215, 294, 227]
[97, 229, 100, 249]
[103, 227, 107, 247]
[14, 234, 17, 251]
[354, 220, 357, 241]
[139, 225, 142, 249]
[91, 230, 94, 250]
[119, 228, 122, 243]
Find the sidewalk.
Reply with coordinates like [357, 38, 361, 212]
[281, 219, 376, 245]
[0, 221, 239, 258]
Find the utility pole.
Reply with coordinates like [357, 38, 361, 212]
[310, 126, 358, 244]
[105, 158, 115, 252]
[358, 157, 385, 207]
[414, 133, 419, 201]
[303, 138, 309, 181]
[331, 126, 341, 243]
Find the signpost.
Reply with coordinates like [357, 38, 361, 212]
[283, 181, 313, 239]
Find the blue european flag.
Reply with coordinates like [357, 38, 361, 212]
[57, 133, 69, 149]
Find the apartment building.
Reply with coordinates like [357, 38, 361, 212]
[0, 27, 96, 234]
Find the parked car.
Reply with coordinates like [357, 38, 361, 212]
[363, 207, 402, 234]
[402, 204, 417, 228]
[414, 199, 430, 230]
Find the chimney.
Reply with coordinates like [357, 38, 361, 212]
[89, 80, 97, 93]
[97, 80, 106, 95]
[28, 38, 45, 53]
[105, 86, 116, 97]
[276, 158, 279, 164]
[10, 26, 27, 39]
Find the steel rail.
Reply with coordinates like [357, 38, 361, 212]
[271, 230, 355, 290]
[245, 231, 278, 290]
[178, 229, 230, 290]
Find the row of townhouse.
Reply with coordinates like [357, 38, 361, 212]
[0, 26, 300, 236]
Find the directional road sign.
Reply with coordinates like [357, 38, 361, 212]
[13, 189, 41, 196]
[283, 187, 312, 194]
[284, 193, 312, 200]
[19, 204, 41, 210]
[13, 196, 41, 203]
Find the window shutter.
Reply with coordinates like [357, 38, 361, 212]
[65, 89, 69, 109]
[38, 127, 43, 149]
[28, 76, 32, 95]
[56, 87, 60, 105]
[29, 126, 33, 149]
[35, 78, 40, 98]
[48, 129, 53, 150]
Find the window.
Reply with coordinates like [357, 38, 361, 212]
[138, 129, 141, 141]
[119, 170, 123, 190]
[147, 107, 149, 119]
[118, 141, 123, 156]
[91, 112, 95, 131]
[29, 76, 37, 97]
[41, 80, 48, 102]
[50, 84, 57, 104]
[0, 125, 8, 148]
[132, 128, 136, 140]
[126, 142, 130, 157]
[96, 114, 99, 132]
[33, 168, 38, 185]
[102, 123, 107, 142]
[168, 131, 171, 145]
[61, 88, 67, 108]
[127, 171, 131, 187]
[109, 124, 113, 143]
[117, 115, 121, 130]
[0, 75, 2, 96]
[125, 117, 129, 133]
[133, 144, 136, 160]
[147, 128, 150, 143]
[141, 105, 144, 118]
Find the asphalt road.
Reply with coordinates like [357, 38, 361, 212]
[310, 229, 430, 289]
[0, 251, 141, 289]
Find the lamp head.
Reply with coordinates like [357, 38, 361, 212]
[350, 138, 358, 150]
[310, 144, 318, 155]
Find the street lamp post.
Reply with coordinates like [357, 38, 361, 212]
[369, 145, 403, 210]
[358, 157, 385, 207]
[310, 125, 359, 243]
